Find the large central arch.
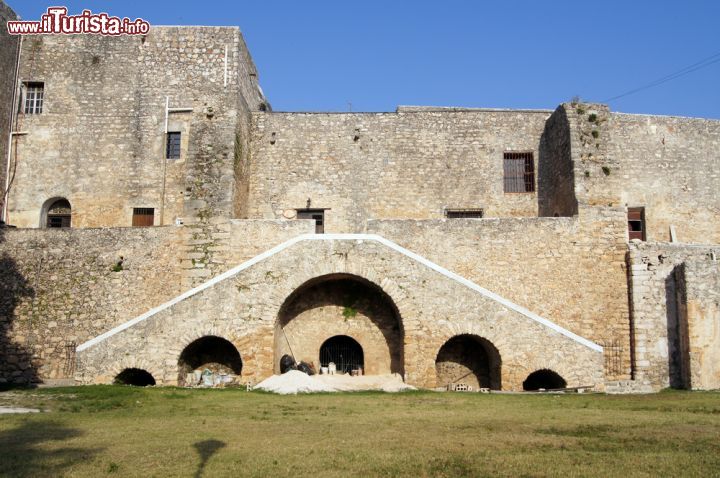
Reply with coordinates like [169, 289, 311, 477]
[275, 273, 404, 376]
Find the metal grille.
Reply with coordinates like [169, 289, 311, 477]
[166, 132, 181, 159]
[46, 199, 71, 228]
[503, 152, 535, 193]
[445, 208, 484, 218]
[320, 336, 364, 374]
[602, 340, 623, 377]
[132, 207, 155, 227]
[24, 82, 44, 114]
[63, 341, 76, 377]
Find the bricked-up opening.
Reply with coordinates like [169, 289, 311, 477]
[445, 208, 484, 219]
[132, 208, 155, 227]
[628, 207, 645, 241]
[296, 209, 326, 233]
[114, 368, 156, 386]
[503, 152, 535, 193]
[276, 274, 404, 376]
[42, 198, 71, 228]
[178, 336, 242, 385]
[320, 335, 364, 374]
[166, 132, 181, 159]
[522, 369, 567, 391]
[435, 335, 501, 390]
[22, 82, 44, 114]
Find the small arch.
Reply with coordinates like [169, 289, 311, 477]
[435, 334, 502, 390]
[41, 197, 71, 228]
[178, 336, 242, 385]
[523, 369, 567, 391]
[319, 335, 364, 374]
[114, 368, 156, 386]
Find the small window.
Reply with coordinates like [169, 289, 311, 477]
[628, 207, 645, 241]
[503, 152, 535, 193]
[297, 209, 325, 234]
[166, 132, 181, 159]
[132, 207, 155, 227]
[46, 199, 71, 228]
[445, 208, 484, 218]
[23, 82, 44, 114]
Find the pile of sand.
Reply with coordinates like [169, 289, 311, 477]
[254, 371, 416, 395]
[254, 370, 336, 394]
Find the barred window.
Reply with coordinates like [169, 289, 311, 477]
[23, 82, 44, 114]
[503, 152, 535, 193]
[445, 208, 484, 218]
[166, 132, 181, 159]
[132, 207, 155, 227]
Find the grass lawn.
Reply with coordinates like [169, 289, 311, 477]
[0, 387, 719, 477]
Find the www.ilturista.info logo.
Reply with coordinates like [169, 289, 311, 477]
[7, 7, 150, 35]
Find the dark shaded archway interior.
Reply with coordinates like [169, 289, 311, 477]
[320, 335, 364, 373]
[522, 369, 567, 391]
[41, 197, 71, 228]
[178, 336, 243, 382]
[277, 273, 404, 375]
[114, 368, 156, 386]
[435, 334, 502, 390]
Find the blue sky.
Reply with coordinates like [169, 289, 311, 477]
[9, 1, 720, 118]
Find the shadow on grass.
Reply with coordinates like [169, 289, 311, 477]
[194, 439, 226, 478]
[0, 420, 102, 477]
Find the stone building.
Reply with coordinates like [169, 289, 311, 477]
[1, 1, 718, 391]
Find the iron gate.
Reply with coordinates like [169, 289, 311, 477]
[319, 336, 364, 374]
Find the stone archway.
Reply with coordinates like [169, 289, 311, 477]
[178, 336, 243, 385]
[522, 369, 567, 391]
[114, 368, 156, 386]
[435, 334, 501, 390]
[275, 274, 404, 376]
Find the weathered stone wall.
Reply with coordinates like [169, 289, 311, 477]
[3, 28, 268, 287]
[627, 242, 719, 390]
[76, 237, 604, 390]
[368, 210, 632, 380]
[0, 0, 18, 217]
[8, 28, 243, 227]
[0, 226, 184, 383]
[538, 105, 577, 217]
[560, 103, 720, 243]
[0, 219, 313, 383]
[247, 107, 551, 232]
[678, 258, 720, 390]
[607, 113, 720, 244]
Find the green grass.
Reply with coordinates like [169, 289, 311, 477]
[1, 387, 719, 477]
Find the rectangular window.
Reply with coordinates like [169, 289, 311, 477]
[628, 207, 645, 241]
[503, 152, 535, 193]
[132, 207, 155, 227]
[23, 82, 44, 114]
[166, 132, 181, 159]
[445, 208, 484, 218]
[297, 209, 325, 234]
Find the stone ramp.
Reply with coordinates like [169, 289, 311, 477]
[76, 234, 604, 389]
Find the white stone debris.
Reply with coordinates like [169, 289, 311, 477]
[0, 406, 40, 414]
[254, 371, 416, 394]
[254, 370, 336, 394]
